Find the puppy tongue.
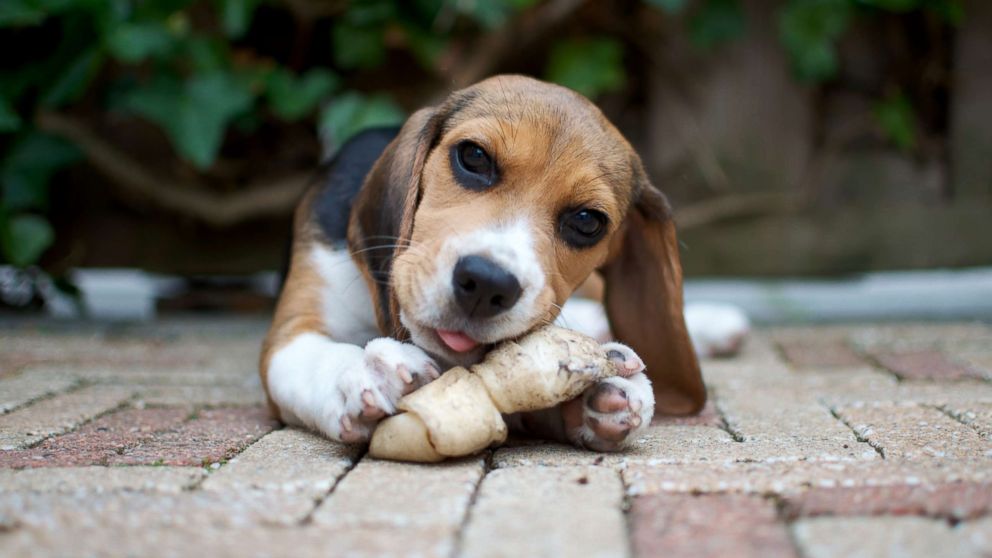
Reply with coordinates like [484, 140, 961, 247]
[437, 329, 480, 353]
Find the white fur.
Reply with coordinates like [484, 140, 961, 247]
[273, 242, 745, 447]
[567, 342, 654, 451]
[556, 298, 612, 342]
[570, 372, 655, 449]
[267, 333, 437, 442]
[401, 218, 548, 360]
[684, 302, 751, 358]
[437, 218, 545, 335]
[310, 245, 379, 344]
[557, 297, 751, 358]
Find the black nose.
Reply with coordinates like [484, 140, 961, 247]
[452, 256, 522, 318]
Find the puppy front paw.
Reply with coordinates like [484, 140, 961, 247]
[330, 339, 440, 443]
[363, 337, 440, 398]
[562, 343, 655, 452]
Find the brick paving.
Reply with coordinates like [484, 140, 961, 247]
[872, 350, 987, 381]
[630, 493, 796, 558]
[0, 318, 990, 557]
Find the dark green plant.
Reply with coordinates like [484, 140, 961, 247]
[0, 0, 967, 271]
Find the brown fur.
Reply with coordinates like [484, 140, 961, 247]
[259, 191, 330, 419]
[261, 75, 705, 418]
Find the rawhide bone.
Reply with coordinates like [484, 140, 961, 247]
[369, 325, 624, 462]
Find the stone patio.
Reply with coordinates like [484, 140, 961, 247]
[1, 318, 991, 557]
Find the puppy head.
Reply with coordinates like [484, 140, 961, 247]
[351, 75, 704, 413]
[384, 76, 633, 364]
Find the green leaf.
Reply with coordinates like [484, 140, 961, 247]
[40, 47, 103, 108]
[332, 23, 387, 69]
[1, 214, 55, 267]
[856, 0, 921, 11]
[0, 98, 22, 133]
[0, 0, 74, 27]
[779, 0, 851, 82]
[266, 68, 338, 121]
[124, 72, 255, 169]
[927, 0, 964, 24]
[1, 132, 81, 212]
[455, 0, 517, 29]
[690, 0, 745, 49]
[181, 73, 254, 167]
[508, 0, 539, 8]
[345, 0, 396, 25]
[217, 0, 260, 39]
[874, 92, 916, 151]
[319, 92, 405, 150]
[403, 25, 449, 70]
[183, 35, 231, 72]
[105, 21, 175, 62]
[545, 37, 626, 99]
[645, 0, 690, 13]
[0, 3, 46, 26]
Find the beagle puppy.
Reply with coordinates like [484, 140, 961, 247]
[260, 75, 707, 452]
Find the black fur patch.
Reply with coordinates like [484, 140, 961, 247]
[312, 127, 401, 244]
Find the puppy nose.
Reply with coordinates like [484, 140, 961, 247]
[452, 256, 522, 318]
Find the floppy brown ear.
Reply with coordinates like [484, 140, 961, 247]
[599, 170, 705, 416]
[347, 107, 442, 337]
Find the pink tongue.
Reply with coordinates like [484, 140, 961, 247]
[437, 329, 480, 353]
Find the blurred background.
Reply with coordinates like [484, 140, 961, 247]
[1, 0, 990, 322]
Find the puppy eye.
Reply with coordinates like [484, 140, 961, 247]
[560, 208, 608, 248]
[451, 141, 497, 190]
[458, 142, 491, 174]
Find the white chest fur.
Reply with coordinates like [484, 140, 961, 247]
[310, 244, 380, 344]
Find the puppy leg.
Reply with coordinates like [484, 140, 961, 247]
[267, 334, 438, 443]
[684, 302, 751, 358]
[560, 297, 752, 359]
[507, 342, 655, 452]
[555, 297, 611, 342]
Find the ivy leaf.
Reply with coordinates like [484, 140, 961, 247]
[0, 0, 73, 27]
[857, 0, 921, 11]
[0, 214, 55, 267]
[645, 0, 690, 13]
[455, 0, 518, 29]
[105, 22, 175, 63]
[40, 47, 103, 108]
[930, 0, 964, 25]
[690, 0, 745, 49]
[1, 132, 81, 212]
[345, 0, 397, 25]
[217, 0, 261, 39]
[124, 72, 255, 169]
[266, 68, 338, 121]
[0, 98, 21, 133]
[779, 0, 851, 82]
[183, 35, 231, 72]
[874, 92, 916, 151]
[332, 23, 387, 69]
[319, 92, 405, 152]
[403, 25, 449, 70]
[545, 37, 626, 99]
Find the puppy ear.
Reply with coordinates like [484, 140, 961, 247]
[348, 107, 443, 337]
[599, 166, 706, 415]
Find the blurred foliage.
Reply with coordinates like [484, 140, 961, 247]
[778, 0, 961, 84]
[689, 0, 746, 48]
[874, 91, 917, 151]
[0, 0, 966, 269]
[546, 37, 626, 98]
